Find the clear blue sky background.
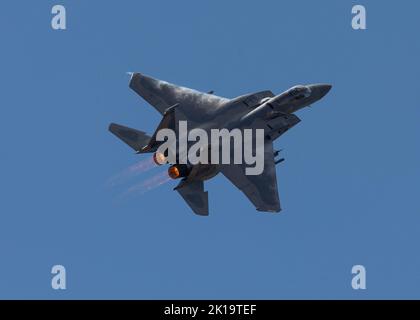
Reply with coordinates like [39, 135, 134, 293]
[0, 0, 419, 299]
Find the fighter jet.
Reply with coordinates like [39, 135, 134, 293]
[109, 73, 331, 215]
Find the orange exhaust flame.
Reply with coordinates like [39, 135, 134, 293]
[168, 165, 181, 179]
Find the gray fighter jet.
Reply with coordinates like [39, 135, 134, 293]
[109, 73, 331, 215]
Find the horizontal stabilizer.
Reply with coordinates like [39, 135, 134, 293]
[109, 123, 151, 152]
[176, 180, 209, 216]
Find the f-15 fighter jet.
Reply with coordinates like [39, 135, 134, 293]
[109, 73, 331, 216]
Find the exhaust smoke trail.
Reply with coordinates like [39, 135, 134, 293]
[106, 156, 157, 187]
[117, 171, 171, 200]
[130, 171, 171, 194]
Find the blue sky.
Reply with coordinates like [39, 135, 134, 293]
[0, 0, 419, 299]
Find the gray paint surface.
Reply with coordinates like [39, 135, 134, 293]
[110, 73, 331, 215]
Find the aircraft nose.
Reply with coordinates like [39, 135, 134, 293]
[309, 84, 332, 99]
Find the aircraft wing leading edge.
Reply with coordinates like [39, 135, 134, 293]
[129, 73, 229, 119]
[219, 140, 281, 213]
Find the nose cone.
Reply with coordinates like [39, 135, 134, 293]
[309, 84, 332, 100]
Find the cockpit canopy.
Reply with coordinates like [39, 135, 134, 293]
[288, 85, 312, 100]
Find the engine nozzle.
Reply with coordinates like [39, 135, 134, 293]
[168, 164, 191, 179]
[153, 152, 167, 165]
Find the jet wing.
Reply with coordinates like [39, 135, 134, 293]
[129, 73, 229, 118]
[220, 140, 281, 213]
[175, 180, 209, 216]
[108, 123, 151, 151]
